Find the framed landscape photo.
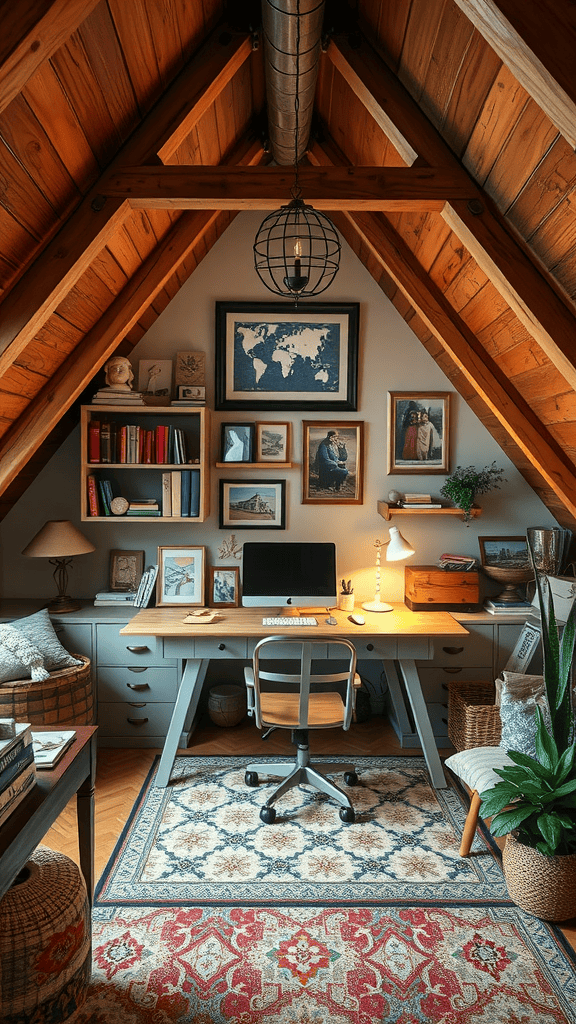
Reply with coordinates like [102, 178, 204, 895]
[209, 566, 240, 608]
[388, 391, 450, 474]
[478, 536, 531, 569]
[219, 480, 286, 529]
[220, 422, 255, 463]
[302, 421, 364, 504]
[109, 549, 144, 591]
[156, 545, 206, 606]
[256, 422, 290, 462]
[215, 301, 359, 411]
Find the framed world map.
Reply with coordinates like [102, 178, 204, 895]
[215, 301, 359, 410]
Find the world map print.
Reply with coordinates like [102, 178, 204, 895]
[233, 320, 341, 393]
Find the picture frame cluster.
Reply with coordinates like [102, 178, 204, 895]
[220, 422, 291, 464]
[156, 546, 240, 608]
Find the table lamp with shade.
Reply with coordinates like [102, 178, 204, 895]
[362, 526, 415, 613]
[22, 520, 95, 613]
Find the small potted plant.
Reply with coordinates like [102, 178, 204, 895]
[339, 579, 355, 612]
[440, 461, 505, 523]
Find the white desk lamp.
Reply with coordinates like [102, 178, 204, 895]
[362, 526, 415, 613]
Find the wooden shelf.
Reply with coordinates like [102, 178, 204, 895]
[215, 462, 293, 470]
[377, 500, 481, 521]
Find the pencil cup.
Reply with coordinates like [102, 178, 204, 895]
[338, 593, 355, 612]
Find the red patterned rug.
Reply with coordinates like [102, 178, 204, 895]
[69, 903, 576, 1023]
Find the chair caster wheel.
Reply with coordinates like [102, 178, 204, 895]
[339, 806, 355, 823]
[344, 771, 358, 786]
[260, 805, 276, 824]
[245, 771, 259, 787]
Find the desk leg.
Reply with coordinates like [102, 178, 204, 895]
[76, 732, 97, 904]
[384, 659, 447, 789]
[155, 658, 210, 788]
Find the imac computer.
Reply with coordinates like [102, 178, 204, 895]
[242, 541, 337, 608]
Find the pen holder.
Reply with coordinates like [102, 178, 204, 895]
[338, 593, 355, 612]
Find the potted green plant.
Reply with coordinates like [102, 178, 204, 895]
[479, 542, 576, 920]
[440, 462, 504, 523]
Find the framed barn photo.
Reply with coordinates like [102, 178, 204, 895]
[256, 422, 290, 462]
[219, 479, 286, 529]
[302, 421, 364, 504]
[388, 391, 450, 474]
[215, 301, 359, 411]
[209, 565, 240, 608]
[156, 546, 206, 606]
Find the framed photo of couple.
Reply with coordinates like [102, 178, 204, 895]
[387, 392, 450, 474]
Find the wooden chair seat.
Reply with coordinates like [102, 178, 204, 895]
[260, 690, 346, 729]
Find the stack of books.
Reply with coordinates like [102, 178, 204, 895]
[401, 493, 442, 509]
[0, 722, 36, 829]
[94, 590, 139, 607]
[31, 731, 76, 768]
[134, 565, 159, 608]
[127, 499, 161, 517]
[437, 553, 479, 571]
[484, 597, 532, 615]
[91, 387, 145, 405]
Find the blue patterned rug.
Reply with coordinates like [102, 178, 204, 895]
[95, 755, 508, 907]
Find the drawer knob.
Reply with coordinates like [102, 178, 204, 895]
[126, 645, 150, 653]
[366, 643, 374, 652]
[442, 646, 464, 655]
[127, 666, 148, 673]
[127, 717, 149, 725]
[218, 643, 226, 651]
[127, 682, 150, 691]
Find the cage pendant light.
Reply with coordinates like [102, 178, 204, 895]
[253, 0, 341, 302]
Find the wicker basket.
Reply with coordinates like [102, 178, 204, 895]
[0, 655, 94, 725]
[503, 832, 576, 920]
[447, 680, 501, 750]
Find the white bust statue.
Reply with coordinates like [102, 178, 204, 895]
[103, 356, 135, 392]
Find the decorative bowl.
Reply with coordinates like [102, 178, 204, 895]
[481, 563, 534, 601]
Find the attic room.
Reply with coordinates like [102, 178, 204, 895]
[1, 1, 576, 1020]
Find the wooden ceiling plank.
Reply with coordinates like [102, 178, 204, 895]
[0, 0, 101, 115]
[102, 165, 479, 209]
[452, 0, 576, 149]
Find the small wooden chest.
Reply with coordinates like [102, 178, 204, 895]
[404, 565, 480, 611]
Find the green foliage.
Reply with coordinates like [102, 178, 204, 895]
[480, 553, 576, 856]
[440, 462, 504, 523]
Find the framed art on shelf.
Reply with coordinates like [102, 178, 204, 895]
[109, 549, 144, 591]
[221, 422, 255, 463]
[256, 422, 290, 462]
[175, 351, 205, 387]
[177, 385, 205, 401]
[215, 301, 359, 411]
[209, 566, 240, 608]
[219, 480, 286, 529]
[138, 360, 173, 398]
[478, 536, 531, 568]
[302, 422, 364, 504]
[387, 391, 450, 474]
[156, 546, 206, 606]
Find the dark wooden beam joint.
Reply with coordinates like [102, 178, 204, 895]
[467, 199, 484, 215]
[90, 195, 107, 212]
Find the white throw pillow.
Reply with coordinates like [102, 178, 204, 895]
[10, 609, 81, 672]
[0, 623, 50, 683]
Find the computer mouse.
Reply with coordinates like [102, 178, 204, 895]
[349, 613, 365, 625]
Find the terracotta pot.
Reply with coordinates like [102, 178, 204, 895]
[502, 832, 576, 921]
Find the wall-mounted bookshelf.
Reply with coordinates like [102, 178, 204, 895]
[215, 461, 293, 470]
[377, 500, 482, 522]
[80, 405, 210, 522]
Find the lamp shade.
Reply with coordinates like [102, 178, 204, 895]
[22, 521, 95, 558]
[386, 526, 416, 562]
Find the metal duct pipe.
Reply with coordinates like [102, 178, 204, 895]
[262, 0, 325, 165]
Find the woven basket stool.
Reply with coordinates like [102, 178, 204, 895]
[0, 845, 91, 1022]
[0, 655, 94, 726]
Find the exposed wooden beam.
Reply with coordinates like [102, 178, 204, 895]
[453, 0, 576, 149]
[328, 31, 576, 393]
[102, 165, 479, 210]
[0, 23, 251, 380]
[0, 0, 101, 115]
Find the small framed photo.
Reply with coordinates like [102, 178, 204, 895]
[256, 422, 290, 462]
[478, 536, 531, 569]
[219, 480, 286, 529]
[221, 422, 255, 463]
[388, 392, 450, 474]
[175, 351, 205, 387]
[209, 566, 240, 607]
[177, 385, 205, 401]
[138, 359, 173, 398]
[302, 422, 364, 504]
[156, 546, 206, 606]
[109, 549, 144, 592]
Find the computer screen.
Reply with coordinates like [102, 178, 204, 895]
[241, 541, 337, 608]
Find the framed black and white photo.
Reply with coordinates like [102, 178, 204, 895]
[388, 391, 450, 474]
[220, 422, 255, 463]
[137, 359, 173, 398]
[156, 545, 206, 606]
[177, 384, 205, 401]
[215, 301, 359, 411]
[209, 565, 240, 607]
[109, 549, 144, 591]
[219, 480, 286, 529]
[302, 421, 364, 504]
[256, 422, 290, 462]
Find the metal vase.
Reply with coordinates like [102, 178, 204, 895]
[526, 527, 572, 579]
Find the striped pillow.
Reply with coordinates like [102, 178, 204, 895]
[445, 746, 514, 795]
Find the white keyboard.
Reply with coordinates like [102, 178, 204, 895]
[262, 616, 318, 627]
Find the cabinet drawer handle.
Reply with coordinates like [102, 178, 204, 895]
[366, 643, 374, 652]
[127, 666, 148, 673]
[127, 682, 150, 691]
[128, 701, 147, 707]
[218, 643, 226, 651]
[442, 646, 464, 655]
[442, 667, 463, 674]
[126, 645, 150, 653]
[127, 717, 149, 725]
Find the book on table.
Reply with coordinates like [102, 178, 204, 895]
[484, 598, 532, 615]
[0, 723, 34, 793]
[31, 730, 76, 769]
[0, 762, 37, 827]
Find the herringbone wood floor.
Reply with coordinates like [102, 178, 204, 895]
[41, 713, 576, 949]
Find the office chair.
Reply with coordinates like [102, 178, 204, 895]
[244, 635, 362, 824]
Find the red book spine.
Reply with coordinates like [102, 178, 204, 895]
[119, 426, 127, 463]
[87, 475, 100, 516]
[156, 425, 165, 464]
[144, 430, 153, 464]
[163, 425, 169, 463]
[88, 420, 100, 462]
[137, 426, 144, 463]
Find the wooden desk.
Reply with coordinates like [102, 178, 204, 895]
[121, 604, 468, 790]
[0, 726, 97, 903]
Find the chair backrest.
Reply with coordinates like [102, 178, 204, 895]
[250, 634, 358, 731]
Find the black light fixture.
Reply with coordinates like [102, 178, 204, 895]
[253, 0, 341, 302]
